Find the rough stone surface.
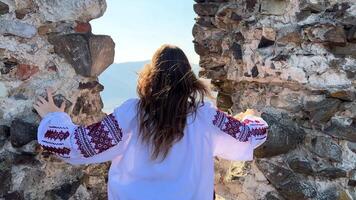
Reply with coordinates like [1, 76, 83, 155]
[0, 1, 9, 15]
[37, 0, 107, 22]
[89, 35, 115, 76]
[0, 19, 36, 38]
[9, 119, 37, 147]
[194, 0, 356, 199]
[0, 0, 114, 199]
[50, 34, 115, 77]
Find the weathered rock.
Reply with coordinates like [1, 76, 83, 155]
[78, 81, 104, 92]
[324, 116, 356, 142]
[303, 97, 341, 123]
[37, 0, 107, 22]
[0, 125, 10, 140]
[330, 90, 355, 101]
[348, 142, 356, 154]
[309, 136, 342, 162]
[45, 180, 81, 200]
[303, 25, 347, 46]
[317, 167, 347, 179]
[254, 113, 306, 158]
[3, 191, 25, 200]
[257, 160, 317, 200]
[89, 35, 115, 77]
[49, 34, 92, 77]
[260, 0, 288, 15]
[0, 19, 36, 38]
[348, 169, 356, 187]
[10, 119, 37, 148]
[231, 42, 243, 60]
[194, 3, 220, 16]
[288, 157, 314, 176]
[15, 64, 39, 81]
[72, 93, 103, 116]
[265, 191, 285, 200]
[0, 82, 8, 97]
[1, 59, 18, 74]
[258, 36, 275, 49]
[0, 0, 112, 199]
[0, 1, 9, 15]
[318, 187, 340, 200]
[194, 0, 356, 199]
[75, 22, 92, 33]
[50, 34, 115, 77]
[216, 93, 233, 111]
[0, 169, 11, 197]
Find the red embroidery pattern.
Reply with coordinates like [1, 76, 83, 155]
[42, 145, 71, 155]
[74, 113, 123, 158]
[44, 129, 70, 141]
[250, 127, 267, 136]
[213, 110, 267, 142]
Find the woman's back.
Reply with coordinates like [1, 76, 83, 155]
[109, 98, 215, 200]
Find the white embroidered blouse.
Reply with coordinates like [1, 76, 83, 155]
[37, 98, 268, 200]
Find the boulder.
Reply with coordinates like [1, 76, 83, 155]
[10, 119, 37, 148]
[89, 35, 115, 77]
[309, 136, 342, 162]
[257, 160, 317, 200]
[0, 1, 9, 15]
[50, 34, 115, 77]
[254, 112, 306, 158]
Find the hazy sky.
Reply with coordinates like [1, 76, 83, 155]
[91, 0, 199, 64]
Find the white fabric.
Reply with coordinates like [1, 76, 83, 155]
[37, 98, 268, 200]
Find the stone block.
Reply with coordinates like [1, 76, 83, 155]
[256, 160, 317, 200]
[0, 19, 36, 38]
[10, 119, 37, 148]
[50, 34, 114, 77]
[309, 136, 342, 162]
[0, 1, 9, 15]
[254, 112, 306, 158]
[0, 82, 8, 98]
[89, 35, 115, 77]
[194, 3, 220, 16]
[15, 64, 39, 81]
[36, 0, 107, 22]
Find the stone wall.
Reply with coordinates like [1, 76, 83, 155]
[0, 0, 114, 199]
[193, 0, 356, 199]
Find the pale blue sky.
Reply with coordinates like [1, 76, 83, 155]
[91, 0, 199, 64]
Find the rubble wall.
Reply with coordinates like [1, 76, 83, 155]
[0, 0, 114, 199]
[193, 0, 356, 199]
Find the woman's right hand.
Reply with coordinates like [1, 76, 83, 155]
[234, 109, 261, 120]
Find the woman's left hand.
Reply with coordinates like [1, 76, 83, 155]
[33, 87, 66, 118]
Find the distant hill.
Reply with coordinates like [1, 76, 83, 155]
[99, 61, 200, 112]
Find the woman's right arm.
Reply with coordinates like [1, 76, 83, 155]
[203, 102, 268, 161]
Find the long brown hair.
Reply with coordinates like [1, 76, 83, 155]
[137, 44, 210, 161]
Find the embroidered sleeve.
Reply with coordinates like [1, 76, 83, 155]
[37, 111, 124, 164]
[205, 102, 268, 161]
[212, 110, 268, 146]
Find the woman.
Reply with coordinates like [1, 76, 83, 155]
[33, 45, 268, 200]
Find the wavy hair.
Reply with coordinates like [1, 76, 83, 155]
[137, 44, 210, 161]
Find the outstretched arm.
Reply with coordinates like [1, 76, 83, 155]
[34, 88, 128, 165]
[204, 102, 268, 161]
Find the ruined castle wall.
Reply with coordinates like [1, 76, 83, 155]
[193, 0, 356, 199]
[0, 0, 114, 199]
